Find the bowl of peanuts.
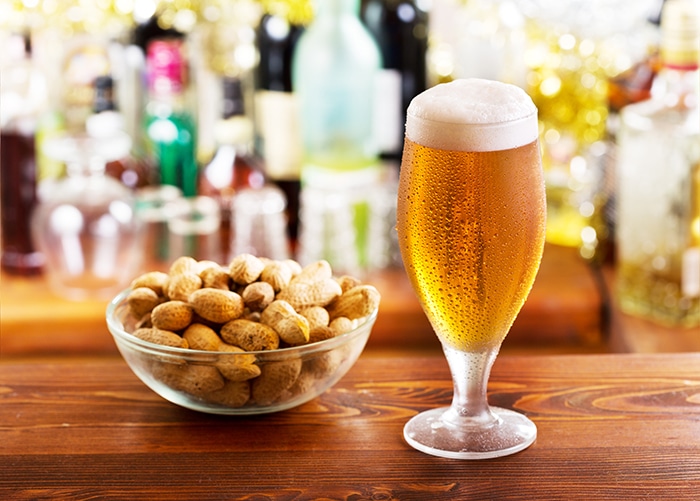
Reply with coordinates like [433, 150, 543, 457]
[106, 254, 380, 415]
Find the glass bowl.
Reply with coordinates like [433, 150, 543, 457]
[106, 288, 377, 415]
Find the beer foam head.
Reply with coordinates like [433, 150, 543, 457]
[406, 79, 538, 152]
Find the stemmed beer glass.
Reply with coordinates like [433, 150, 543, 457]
[396, 79, 546, 459]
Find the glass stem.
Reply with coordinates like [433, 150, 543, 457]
[442, 343, 499, 428]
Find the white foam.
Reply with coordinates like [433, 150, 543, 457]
[405, 79, 538, 152]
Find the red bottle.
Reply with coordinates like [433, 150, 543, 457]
[0, 33, 45, 275]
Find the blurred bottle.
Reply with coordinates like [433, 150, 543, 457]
[255, 12, 305, 244]
[199, 76, 266, 262]
[601, 2, 665, 265]
[0, 32, 47, 275]
[361, 0, 428, 164]
[292, 0, 382, 184]
[291, 0, 386, 273]
[88, 75, 154, 190]
[123, 10, 186, 168]
[143, 39, 198, 197]
[615, 0, 700, 327]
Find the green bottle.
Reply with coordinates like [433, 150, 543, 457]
[144, 39, 198, 197]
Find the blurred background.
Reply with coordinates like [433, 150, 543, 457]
[1, 0, 698, 356]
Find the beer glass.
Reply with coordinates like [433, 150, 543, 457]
[397, 79, 546, 459]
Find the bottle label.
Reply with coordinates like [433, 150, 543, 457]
[372, 69, 403, 155]
[682, 247, 700, 297]
[255, 90, 302, 180]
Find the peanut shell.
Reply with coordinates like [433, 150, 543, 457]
[133, 327, 188, 348]
[261, 300, 310, 346]
[151, 300, 194, 332]
[189, 288, 244, 324]
[251, 358, 302, 405]
[183, 323, 222, 351]
[127, 287, 161, 318]
[220, 319, 280, 351]
[166, 272, 203, 302]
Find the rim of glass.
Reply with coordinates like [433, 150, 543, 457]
[106, 288, 378, 360]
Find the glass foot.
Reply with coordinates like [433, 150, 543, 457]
[404, 406, 536, 460]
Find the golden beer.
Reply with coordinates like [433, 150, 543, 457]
[396, 80, 546, 352]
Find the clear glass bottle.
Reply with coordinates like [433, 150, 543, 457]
[143, 39, 198, 197]
[292, 0, 382, 185]
[291, 0, 387, 274]
[615, 0, 700, 327]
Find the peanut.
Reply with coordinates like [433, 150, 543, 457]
[308, 325, 336, 344]
[220, 318, 280, 351]
[329, 316, 354, 336]
[299, 306, 330, 330]
[260, 260, 293, 291]
[241, 281, 275, 312]
[166, 272, 202, 302]
[189, 288, 244, 324]
[169, 256, 199, 276]
[130, 271, 169, 296]
[292, 260, 332, 284]
[276, 278, 342, 310]
[261, 300, 310, 346]
[153, 363, 225, 396]
[133, 327, 188, 348]
[307, 349, 343, 377]
[127, 287, 161, 318]
[229, 253, 265, 284]
[283, 259, 303, 277]
[251, 358, 302, 405]
[183, 323, 221, 351]
[206, 380, 251, 408]
[284, 369, 316, 398]
[335, 275, 362, 293]
[196, 260, 221, 274]
[216, 342, 261, 381]
[327, 285, 381, 320]
[151, 300, 194, 332]
[199, 265, 230, 290]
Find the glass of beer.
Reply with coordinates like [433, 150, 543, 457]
[397, 78, 546, 459]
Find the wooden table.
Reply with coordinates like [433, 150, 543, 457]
[2, 353, 699, 500]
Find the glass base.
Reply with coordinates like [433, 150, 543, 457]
[404, 406, 537, 460]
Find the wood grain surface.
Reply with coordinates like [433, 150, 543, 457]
[2, 353, 699, 500]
